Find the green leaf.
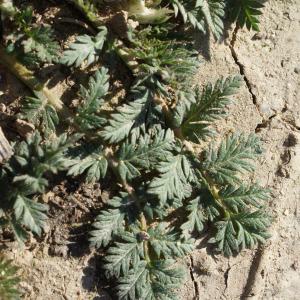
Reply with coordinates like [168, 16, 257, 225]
[180, 197, 206, 237]
[171, 0, 205, 32]
[12, 132, 75, 177]
[13, 174, 48, 194]
[104, 232, 143, 277]
[0, 256, 20, 300]
[13, 195, 48, 236]
[146, 259, 186, 299]
[236, 210, 271, 249]
[148, 223, 195, 258]
[22, 26, 59, 63]
[180, 76, 242, 142]
[220, 184, 270, 212]
[101, 88, 153, 143]
[116, 261, 149, 300]
[89, 192, 138, 248]
[197, 0, 226, 39]
[75, 67, 109, 131]
[229, 0, 264, 31]
[41, 134, 80, 174]
[60, 27, 107, 67]
[210, 218, 238, 256]
[9, 219, 28, 245]
[68, 144, 108, 183]
[210, 210, 270, 256]
[150, 259, 186, 285]
[20, 96, 59, 135]
[148, 153, 194, 205]
[116, 129, 174, 181]
[90, 209, 125, 249]
[202, 133, 263, 185]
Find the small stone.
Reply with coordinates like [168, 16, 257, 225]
[252, 32, 266, 40]
[294, 67, 300, 74]
[13, 119, 35, 137]
[51, 245, 68, 258]
[0, 103, 6, 112]
[283, 209, 289, 216]
[0, 126, 13, 163]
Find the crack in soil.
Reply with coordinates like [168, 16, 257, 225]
[229, 25, 263, 118]
[223, 261, 231, 292]
[241, 247, 265, 299]
[189, 255, 200, 299]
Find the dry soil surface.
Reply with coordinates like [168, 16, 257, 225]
[2, 0, 300, 299]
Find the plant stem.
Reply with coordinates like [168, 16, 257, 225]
[67, 0, 103, 27]
[155, 95, 229, 215]
[0, 45, 63, 111]
[103, 147, 151, 261]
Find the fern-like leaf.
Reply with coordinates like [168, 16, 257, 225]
[209, 210, 270, 256]
[196, 0, 225, 39]
[116, 129, 174, 181]
[180, 75, 242, 142]
[101, 88, 154, 143]
[20, 96, 59, 135]
[22, 26, 59, 63]
[104, 232, 143, 277]
[148, 153, 194, 205]
[116, 261, 149, 300]
[171, 0, 205, 32]
[89, 193, 138, 248]
[13, 195, 48, 236]
[60, 27, 107, 67]
[75, 67, 109, 131]
[148, 223, 194, 258]
[202, 133, 263, 185]
[180, 197, 206, 237]
[68, 144, 108, 183]
[229, 0, 264, 31]
[145, 259, 186, 299]
[220, 184, 270, 212]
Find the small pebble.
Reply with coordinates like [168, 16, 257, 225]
[294, 67, 300, 74]
[0, 103, 6, 112]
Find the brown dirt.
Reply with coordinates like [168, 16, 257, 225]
[0, 0, 299, 299]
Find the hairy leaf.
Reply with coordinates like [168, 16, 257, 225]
[148, 223, 194, 258]
[75, 67, 109, 131]
[116, 129, 174, 181]
[68, 150, 108, 183]
[180, 76, 242, 142]
[148, 153, 194, 205]
[101, 89, 154, 143]
[22, 26, 59, 63]
[202, 133, 263, 185]
[180, 197, 206, 237]
[197, 0, 226, 39]
[89, 193, 138, 248]
[20, 96, 59, 135]
[229, 0, 264, 31]
[116, 261, 149, 300]
[220, 184, 270, 212]
[209, 210, 270, 256]
[14, 195, 48, 236]
[60, 27, 107, 67]
[104, 232, 143, 277]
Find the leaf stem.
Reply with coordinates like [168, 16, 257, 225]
[0, 44, 63, 111]
[103, 147, 151, 261]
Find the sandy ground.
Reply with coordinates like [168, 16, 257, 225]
[2, 0, 300, 299]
